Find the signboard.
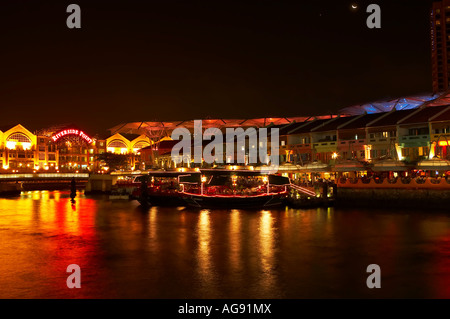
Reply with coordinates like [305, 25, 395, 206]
[51, 129, 93, 144]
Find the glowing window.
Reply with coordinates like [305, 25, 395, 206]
[108, 140, 127, 148]
[7, 133, 31, 143]
[133, 141, 150, 149]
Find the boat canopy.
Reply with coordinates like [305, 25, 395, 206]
[178, 174, 201, 184]
[268, 175, 290, 185]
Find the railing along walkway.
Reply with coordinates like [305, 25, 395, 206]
[289, 184, 317, 196]
[338, 177, 450, 189]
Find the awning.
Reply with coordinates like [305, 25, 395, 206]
[333, 160, 367, 172]
[298, 161, 330, 172]
[371, 159, 408, 172]
[417, 158, 450, 171]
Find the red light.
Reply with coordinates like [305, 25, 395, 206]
[439, 141, 449, 147]
[51, 129, 93, 144]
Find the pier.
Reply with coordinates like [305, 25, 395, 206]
[0, 173, 89, 192]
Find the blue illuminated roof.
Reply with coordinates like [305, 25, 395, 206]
[339, 93, 442, 115]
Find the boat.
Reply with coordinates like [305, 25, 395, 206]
[179, 169, 290, 209]
[130, 170, 201, 207]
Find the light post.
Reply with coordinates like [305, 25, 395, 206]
[201, 175, 207, 195]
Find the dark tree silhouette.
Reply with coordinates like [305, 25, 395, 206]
[97, 153, 129, 171]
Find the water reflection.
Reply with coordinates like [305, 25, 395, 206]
[196, 209, 216, 296]
[1, 192, 450, 298]
[229, 210, 241, 274]
[257, 210, 278, 297]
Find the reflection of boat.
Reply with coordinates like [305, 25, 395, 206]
[179, 169, 290, 209]
[0, 183, 22, 197]
[109, 193, 130, 200]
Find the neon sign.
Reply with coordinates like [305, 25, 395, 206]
[52, 129, 93, 144]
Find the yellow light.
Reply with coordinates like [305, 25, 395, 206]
[262, 176, 268, 183]
[201, 176, 207, 183]
[332, 152, 338, 159]
[6, 141, 16, 150]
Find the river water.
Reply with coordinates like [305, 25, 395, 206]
[1, 190, 450, 299]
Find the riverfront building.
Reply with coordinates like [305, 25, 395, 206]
[110, 92, 450, 176]
[0, 124, 151, 173]
[2, 92, 450, 175]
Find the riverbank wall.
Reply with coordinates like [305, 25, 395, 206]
[336, 178, 450, 209]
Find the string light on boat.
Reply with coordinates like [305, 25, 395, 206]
[231, 175, 237, 186]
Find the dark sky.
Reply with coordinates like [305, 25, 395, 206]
[0, 0, 435, 134]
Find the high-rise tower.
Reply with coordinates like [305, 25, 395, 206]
[431, 0, 450, 93]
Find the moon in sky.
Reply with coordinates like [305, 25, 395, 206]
[351, 4, 358, 10]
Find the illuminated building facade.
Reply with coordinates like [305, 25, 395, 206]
[3, 91, 450, 175]
[105, 133, 152, 170]
[112, 92, 450, 172]
[0, 125, 39, 171]
[0, 125, 151, 173]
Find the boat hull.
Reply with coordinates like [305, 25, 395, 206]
[182, 193, 287, 209]
[135, 193, 186, 207]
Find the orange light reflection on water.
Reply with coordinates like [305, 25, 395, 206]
[0, 191, 103, 298]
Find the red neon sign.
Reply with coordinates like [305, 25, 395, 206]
[52, 129, 93, 144]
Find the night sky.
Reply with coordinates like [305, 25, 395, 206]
[0, 0, 435, 134]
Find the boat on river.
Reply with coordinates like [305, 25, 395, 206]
[130, 171, 200, 207]
[179, 169, 290, 209]
[129, 169, 291, 209]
